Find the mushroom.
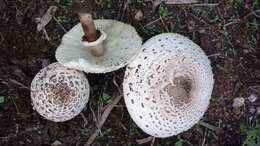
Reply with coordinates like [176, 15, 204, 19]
[55, 12, 142, 73]
[31, 62, 90, 122]
[123, 33, 214, 137]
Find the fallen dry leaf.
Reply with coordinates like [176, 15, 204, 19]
[37, 6, 58, 32]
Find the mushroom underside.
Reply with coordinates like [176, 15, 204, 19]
[56, 19, 142, 73]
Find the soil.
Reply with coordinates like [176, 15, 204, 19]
[0, 0, 259, 146]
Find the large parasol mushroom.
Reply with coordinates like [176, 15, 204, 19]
[31, 62, 90, 122]
[123, 33, 214, 137]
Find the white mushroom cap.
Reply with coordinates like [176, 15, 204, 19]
[123, 33, 214, 137]
[31, 62, 90, 122]
[56, 19, 142, 73]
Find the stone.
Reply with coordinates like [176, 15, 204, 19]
[232, 97, 245, 108]
[248, 94, 257, 103]
[135, 10, 143, 21]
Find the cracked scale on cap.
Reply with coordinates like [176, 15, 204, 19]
[123, 33, 214, 137]
[31, 62, 90, 122]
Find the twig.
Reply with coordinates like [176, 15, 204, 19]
[190, 3, 219, 7]
[89, 103, 103, 136]
[80, 113, 88, 127]
[159, 16, 169, 32]
[136, 136, 153, 145]
[84, 94, 123, 146]
[9, 96, 20, 114]
[207, 53, 221, 58]
[9, 79, 29, 89]
[198, 121, 223, 134]
[201, 129, 207, 146]
[165, 0, 198, 4]
[150, 136, 155, 146]
[42, 28, 51, 41]
[53, 16, 68, 33]
[243, 9, 260, 20]
[120, 0, 131, 21]
[145, 18, 161, 27]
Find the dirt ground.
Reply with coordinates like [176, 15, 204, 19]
[0, 0, 260, 146]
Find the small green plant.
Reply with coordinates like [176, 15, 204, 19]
[60, 0, 73, 6]
[52, 139, 62, 146]
[34, 121, 41, 134]
[141, 26, 164, 37]
[96, 128, 112, 139]
[99, 82, 113, 105]
[40, 46, 50, 54]
[57, 16, 69, 23]
[159, 5, 168, 19]
[137, 0, 146, 6]
[236, 0, 244, 5]
[240, 122, 260, 146]
[101, 92, 113, 105]
[80, 127, 89, 136]
[0, 96, 4, 104]
[220, 26, 228, 36]
[15, 123, 20, 135]
[210, 15, 220, 24]
[246, 35, 257, 46]
[101, 0, 111, 8]
[175, 135, 183, 146]
[250, 18, 259, 31]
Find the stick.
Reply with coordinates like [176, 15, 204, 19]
[53, 16, 68, 33]
[150, 136, 155, 146]
[80, 113, 88, 127]
[9, 79, 29, 89]
[165, 0, 198, 4]
[198, 121, 223, 134]
[136, 136, 153, 145]
[190, 3, 219, 7]
[84, 94, 123, 146]
[42, 28, 51, 41]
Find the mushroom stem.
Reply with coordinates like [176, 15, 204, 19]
[78, 13, 106, 57]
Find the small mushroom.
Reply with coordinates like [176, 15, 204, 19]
[56, 12, 142, 73]
[123, 33, 214, 137]
[31, 62, 90, 122]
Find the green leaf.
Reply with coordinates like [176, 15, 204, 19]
[52, 140, 62, 146]
[175, 140, 183, 146]
[0, 96, 4, 104]
[102, 93, 113, 105]
[236, 0, 244, 5]
[240, 123, 248, 134]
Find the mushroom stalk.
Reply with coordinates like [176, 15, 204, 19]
[79, 13, 106, 57]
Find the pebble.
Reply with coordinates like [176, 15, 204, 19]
[232, 97, 245, 108]
[249, 106, 256, 114]
[42, 59, 51, 68]
[248, 94, 257, 103]
[135, 10, 143, 21]
[257, 107, 260, 114]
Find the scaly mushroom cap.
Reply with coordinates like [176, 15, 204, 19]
[56, 19, 142, 73]
[31, 62, 90, 122]
[123, 33, 214, 137]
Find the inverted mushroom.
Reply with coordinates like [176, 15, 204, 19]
[31, 62, 90, 122]
[123, 33, 214, 137]
[55, 13, 142, 73]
